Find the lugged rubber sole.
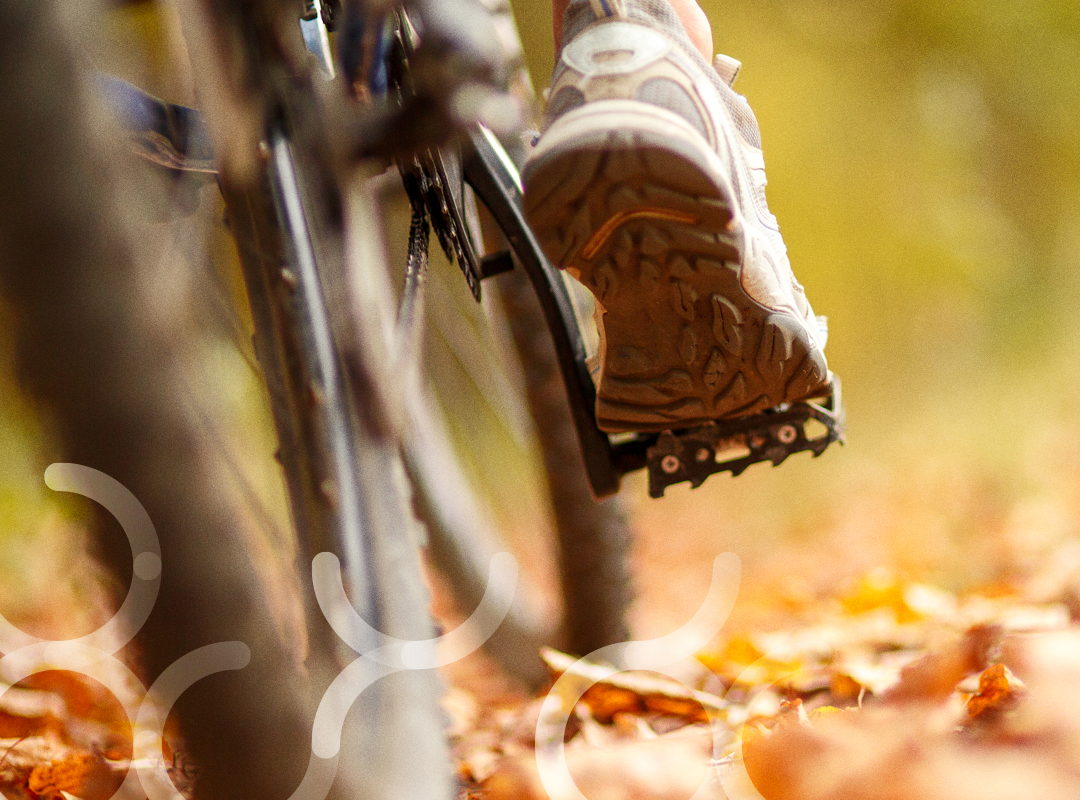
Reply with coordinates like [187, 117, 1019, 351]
[523, 104, 828, 433]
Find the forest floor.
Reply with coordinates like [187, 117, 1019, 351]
[4, 441, 1080, 800]
[441, 534, 1080, 800]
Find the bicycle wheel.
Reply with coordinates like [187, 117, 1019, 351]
[399, 0, 634, 659]
[0, 1, 327, 797]
[175, 3, 458, 798]
[0, 1, 453, 798]
[493, 265, 634, 655]
[481, 0, 634, 654]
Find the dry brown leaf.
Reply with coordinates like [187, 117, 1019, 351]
[541, 648, 723, 724]
[998, 630, 1080, 756]
[740, 701, 1080, 800]
[450, 578, 1080, 800]
[16, 671, 131, 756]
[583, 684, 645, 722]
[484, 730, 722, 800]
[829, 672, 863, 704]
[965, 663, 1022, 720]
[27, 752, 94, 797]
[25, 751, 123, 800]
[0, 688, 65, 741]
[0, 736, 71, 786]
[884, 625, 999, 704]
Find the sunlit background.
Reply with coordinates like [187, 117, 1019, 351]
[510, 0, 1080, 634]
[1, 0, 1079, 646]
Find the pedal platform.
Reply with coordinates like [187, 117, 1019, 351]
[620, 376, 845, 498]
[458, 126, 846, 499]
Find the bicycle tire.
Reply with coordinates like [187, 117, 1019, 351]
[179, 2, 456, 798]
[494, 265, 634, 655]
[0, 1, 321, 796]
[479, 1, 635, 654]
[0, 2, 455, 799]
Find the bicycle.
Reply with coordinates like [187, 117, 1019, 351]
[1, 1, 628, 796]
[0, 0, 843, 798]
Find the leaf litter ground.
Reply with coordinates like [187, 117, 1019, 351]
[442, 565, 1080, 800]
[4, 549, 1080, 799]
[5, 548, 1080, 800]
[9, 459, 1080, 800]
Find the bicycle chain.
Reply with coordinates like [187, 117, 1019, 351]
[402, 148, 483, 299]
[390, 12, 485, 300]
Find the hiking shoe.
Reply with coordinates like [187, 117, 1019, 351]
[522, 0, 830, 433]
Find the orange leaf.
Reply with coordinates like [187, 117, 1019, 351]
[966, 662, 1021, 719]
[841, 572, 922, 624]
[28, 752, 93, 796]
[885, 625, 998, 704]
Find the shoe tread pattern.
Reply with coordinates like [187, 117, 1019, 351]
[524, 130, 827, 433]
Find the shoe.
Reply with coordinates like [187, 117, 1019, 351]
[522, 0, 830, 433]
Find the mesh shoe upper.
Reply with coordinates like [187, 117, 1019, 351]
[523, 0, 829, 430]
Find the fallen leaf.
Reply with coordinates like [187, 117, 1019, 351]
[885, 625, 999, 704]
[541, 649, 723, 724]
[28, 752, 93, 796]
[0, 687, 65, 740]
[841, 571, 922, 624]
[485, 730, 721, 800]
[965, 663, 1022, 720]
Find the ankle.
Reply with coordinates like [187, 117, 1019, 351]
[667, 0, 713, 62]
[552, 0, 714, 62]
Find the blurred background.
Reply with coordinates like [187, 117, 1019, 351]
[1, 0, 1079, 650]
[511, 0, 1080, 634]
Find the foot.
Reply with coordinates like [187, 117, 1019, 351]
[523, 0, 830, 433]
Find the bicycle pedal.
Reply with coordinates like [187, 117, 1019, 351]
[644, 375, 845, 498]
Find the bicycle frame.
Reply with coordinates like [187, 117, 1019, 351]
[107, 2, 846, 501]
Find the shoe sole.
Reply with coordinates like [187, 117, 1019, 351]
[523, 101, 828, 432]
